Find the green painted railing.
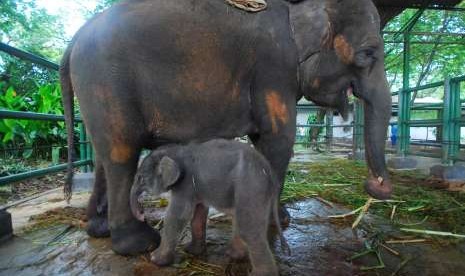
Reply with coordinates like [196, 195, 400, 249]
[0, 42, 93, 187]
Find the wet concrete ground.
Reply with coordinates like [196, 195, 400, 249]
[1, 194, 464, 276]
[0, 198, 362, 276]
[1, 150, 465, 275]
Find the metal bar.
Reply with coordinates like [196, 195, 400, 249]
[0, 110, 82, 122]
[409, 103, 443, 107]
[296, 106, 321, 110]
[297, 124, 353, 128]
[451, 81, 461, 160]
[410, 141, 441, 147]
[408, 120, 443, 126]
[326, 111, 333, 151]
[398, 31, 412, 156]
[353, 100, 364, 155]
[405, 81, 444, 92]
[383, 31, 465, 37]
[0, 42, 59, 71]
[399, 6, 465, 12]
[86, 137, 94, 172]
[0, 160, 92, 186]
[442, 78, 453, 164]
[392, 81, 443, 97]
[409, 151, 441, 158]
[451, 76, 465, 82]
[1, 188, 61, 211]
[384, 41, 465, 45]
[397, 8, 425, 38]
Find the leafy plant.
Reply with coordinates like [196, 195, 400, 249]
[0, 157, 32, 176]
[0, 82, 71, 158]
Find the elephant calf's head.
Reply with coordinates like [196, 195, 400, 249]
[130, 155, 182, 221]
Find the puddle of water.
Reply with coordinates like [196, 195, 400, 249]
[0, 199, 464, 276]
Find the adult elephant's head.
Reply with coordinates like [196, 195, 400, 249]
[290, 0, 392, 199]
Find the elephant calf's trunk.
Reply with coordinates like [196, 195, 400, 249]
[130, 175, 146, 221]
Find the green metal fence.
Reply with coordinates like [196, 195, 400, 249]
[0, 42, 93, 186]
[295, 74, 465, 166]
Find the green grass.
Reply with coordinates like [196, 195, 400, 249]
[283, 159, 465, 233]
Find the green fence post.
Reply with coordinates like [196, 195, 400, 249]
[451, 80, 461, 161]
[441, 78, 459, 165]
[398, 32, 411, 156]
[353, 100, 364, 156]
[79, 123, 88, 173]
[86, 140, 94, 172]
[325, 110, 333, 152]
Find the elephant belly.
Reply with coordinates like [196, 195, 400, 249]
[146, 104, 256, 144]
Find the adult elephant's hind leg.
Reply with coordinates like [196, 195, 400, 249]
[104, 150, 161, 255]
[86, 158, 110, 237]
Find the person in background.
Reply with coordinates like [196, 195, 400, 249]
[390, 124, 398, 147]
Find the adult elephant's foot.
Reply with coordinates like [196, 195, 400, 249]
[151, 249, 175, 266]
[111, 220, 161, 255]
[86, 215, 110, 238]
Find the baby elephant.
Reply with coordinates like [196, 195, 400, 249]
[130, 139, 286, 276]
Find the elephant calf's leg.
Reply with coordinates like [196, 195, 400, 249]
[152, 198, 192, 266]
[86, 160, 110, 238]
[105, 156, 161, 255]
[184, 203, 208, 255]
[236, 204, 278, 276]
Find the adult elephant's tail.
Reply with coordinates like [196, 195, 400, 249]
[60, 43, 75, 202]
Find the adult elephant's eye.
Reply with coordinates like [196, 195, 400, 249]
[354, 47, 377, 68]
[363, 48, 375, 58]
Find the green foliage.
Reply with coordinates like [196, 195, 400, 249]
[0, 0, 70, 158]
[91, 0, 121, 16]
[384, 8, 465, 97]
[1, 0, 65, 98]
[0, 83, 67, 158]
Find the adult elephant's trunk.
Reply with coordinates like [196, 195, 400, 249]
[356, 62, 393, 199]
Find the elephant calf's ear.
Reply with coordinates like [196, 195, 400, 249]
[157, 156, 181, 190]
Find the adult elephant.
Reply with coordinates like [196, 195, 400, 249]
[61, 0, 392, 255]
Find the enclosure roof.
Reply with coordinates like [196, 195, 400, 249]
[373, 0, 462, 9]
[374, 0, 463, 28]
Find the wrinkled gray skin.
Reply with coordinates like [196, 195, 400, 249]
[130, 139, 285, 276]
[61, 0, 392, 255]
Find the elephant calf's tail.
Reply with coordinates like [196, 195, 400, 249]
[60, 43, 75, 202]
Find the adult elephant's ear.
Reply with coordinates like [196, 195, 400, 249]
[289, 0, 331, 63]
[157, 156, 181, 190]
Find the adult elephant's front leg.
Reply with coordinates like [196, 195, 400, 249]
[104, 153, 161, 255]
[250, 133, 294, 226]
